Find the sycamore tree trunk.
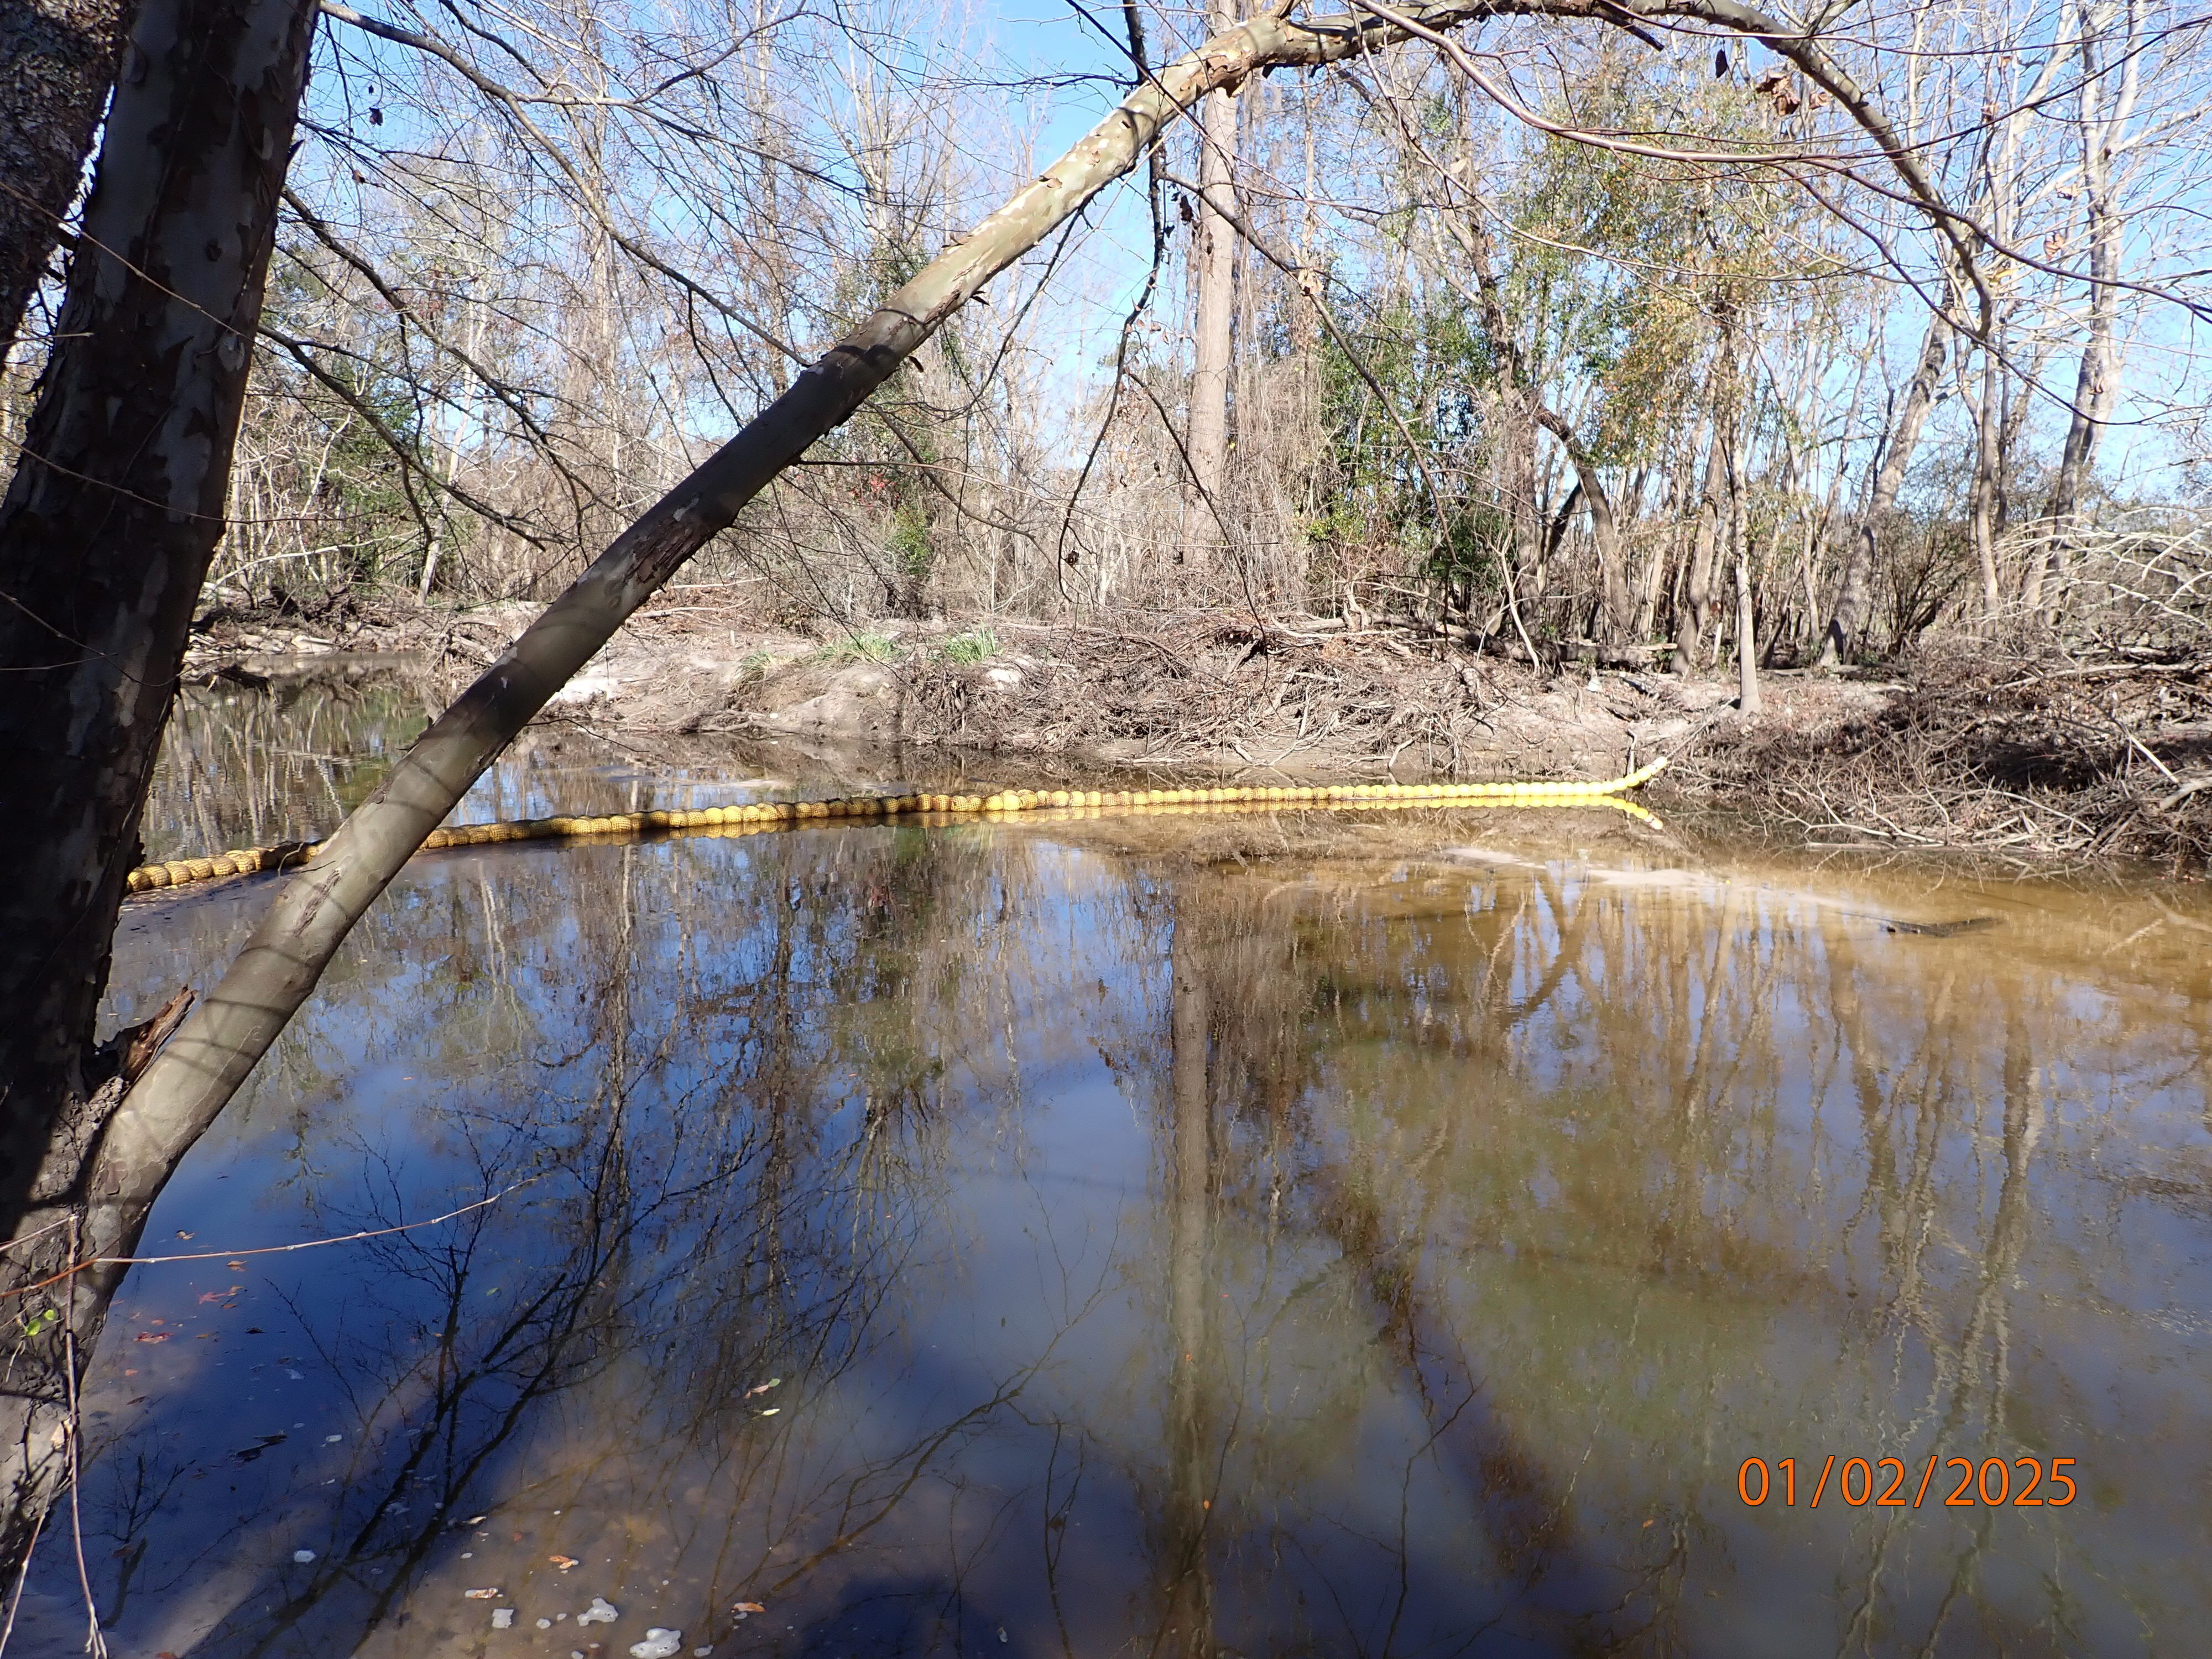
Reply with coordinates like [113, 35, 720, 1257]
[1969, 338, 2004, 618]
[0, 0, 318, 1580]
[0, 0, 316, 1229]
[1182, 0, 1240, 573]
[0, 0, 134, 354]
[1818, 311, 1947, 667]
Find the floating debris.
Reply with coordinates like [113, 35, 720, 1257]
[742, 1378, 781, 1398]
[291, 1550, 315, 1564]
[629, 1631, 683, 1659]
[550, 1553, 580, 1571]
[733, 1602, 765, 1616]
[463, 1587, 501, 1599]
[492, 1608, 515, 1630]
[577, 1597, 620, 1625]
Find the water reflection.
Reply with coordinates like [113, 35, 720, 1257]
[34, 709, 2212, 1657]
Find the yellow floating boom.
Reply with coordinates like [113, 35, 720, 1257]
[126, 755, 1670, 894]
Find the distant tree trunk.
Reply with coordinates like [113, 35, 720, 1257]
[1672, 434, 1725, 675]
[1732, 462, 1762, 715]
[2027, 10, 2133, 619]
[0, 0, 133, 355]
[0, 0, 318, 1578]
[1532, 408, 1630, 651]
[1457, 211, 1541, 597]
[1818, 312, 1947, 667]
[1969, 339, 2003, 618]
[1635, 457, 1679, 641]
[1182, 0, 1239, 573]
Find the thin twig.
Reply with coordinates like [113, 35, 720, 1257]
[1, 1177, 543, 1302]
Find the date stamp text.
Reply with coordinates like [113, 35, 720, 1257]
[1738, 1456, 2076, 1509]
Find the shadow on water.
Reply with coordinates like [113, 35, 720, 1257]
[22, 687, 2212, 1657]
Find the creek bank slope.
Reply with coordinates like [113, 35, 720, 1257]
[181, 598, 2210, 870]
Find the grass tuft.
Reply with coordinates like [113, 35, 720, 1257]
[941, 629, 998, 665]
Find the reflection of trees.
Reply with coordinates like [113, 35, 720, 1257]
[142, 683, 436, 857]
[48, 821, 1118, 1654]
[39, 815, 2212, 1653]
[1127, 849, 2212, 1656]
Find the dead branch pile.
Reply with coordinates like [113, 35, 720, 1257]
[896, 613, 1573, 775]
[1717, 640, 2212, 869]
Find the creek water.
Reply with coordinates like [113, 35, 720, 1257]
[22, 682, 2212, 1656]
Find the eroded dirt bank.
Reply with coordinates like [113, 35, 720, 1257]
[182, 595, 2212, 872]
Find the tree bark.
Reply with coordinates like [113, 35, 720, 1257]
[0, 0, 316, 1587]
[0, 0, 133, 356]
[1457, 208, 1542, 595]
[0, 0, 317, 1232]
[1817, 310, 1946, 667]
[1182, 0, 1240, 572]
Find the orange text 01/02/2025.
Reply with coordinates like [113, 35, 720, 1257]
[1736, 1455, 2078, 1509]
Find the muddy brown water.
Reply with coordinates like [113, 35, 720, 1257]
[22, 685, 2212, 1656]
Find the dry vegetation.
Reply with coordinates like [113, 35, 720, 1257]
[17, 0, 2212, 871]
[1701, 641, 2212, 871]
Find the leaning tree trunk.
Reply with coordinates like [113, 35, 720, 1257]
[106, 0, 1987, 1190]
[0, 0, 319, 1578]
[114, 1, 1584, 1184]
[0, 0, 135, 356]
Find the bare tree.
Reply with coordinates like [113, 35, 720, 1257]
[1818, 314, 1949, 666]
[1185, 0, 1241, 571]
